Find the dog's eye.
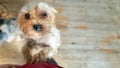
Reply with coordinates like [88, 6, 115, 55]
[25, 13, 30, 20]
[41, 13, 47, 17]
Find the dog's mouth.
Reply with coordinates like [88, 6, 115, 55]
[22, 28, 40, 39]
[26, 32, 42, 39]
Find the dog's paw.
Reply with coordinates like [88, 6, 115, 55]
[31, 50, 47, 63]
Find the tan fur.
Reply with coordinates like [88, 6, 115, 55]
[22, 39, 54, 63]
[19, 9, 51, 38]
[17, 2, 61, 63]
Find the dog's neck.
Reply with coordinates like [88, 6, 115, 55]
[25, 38, 49, 47]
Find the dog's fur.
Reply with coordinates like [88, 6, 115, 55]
[17, 2, 61, 63]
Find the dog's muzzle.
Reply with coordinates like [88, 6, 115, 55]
[33, 24, 43, 32]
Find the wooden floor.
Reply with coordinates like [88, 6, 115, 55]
[53, 0, 120, 68]
[0, 0, 120, 68]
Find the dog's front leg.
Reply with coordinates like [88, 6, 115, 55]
[31, 44, 53, 63]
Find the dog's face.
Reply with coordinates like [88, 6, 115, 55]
[17, 2, 57, 38]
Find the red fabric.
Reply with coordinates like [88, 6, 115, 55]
[17, 63, 63, 68]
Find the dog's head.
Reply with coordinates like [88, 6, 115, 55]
[17, 2, 57, 38]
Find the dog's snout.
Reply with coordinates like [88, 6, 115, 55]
[33, 24, 43, 32]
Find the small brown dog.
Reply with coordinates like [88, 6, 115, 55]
[17, 2, 61, 63]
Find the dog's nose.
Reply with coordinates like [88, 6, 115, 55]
[33, 24, 43, 32]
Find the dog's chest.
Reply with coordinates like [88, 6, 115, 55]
[30, 45, 42, 56]
[26, 39, 49, 56]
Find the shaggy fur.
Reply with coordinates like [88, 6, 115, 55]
[17, 2, 61, 63]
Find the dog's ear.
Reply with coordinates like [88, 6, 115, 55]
[49, 6, 58, 15]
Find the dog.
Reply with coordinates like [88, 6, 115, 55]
[0, 18, 18, 45]
[0, 3, 19, 45]
[17, 2, 61, 63]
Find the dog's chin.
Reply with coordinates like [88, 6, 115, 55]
[24, 32, 42, 39]
[27, 35, 42, 39]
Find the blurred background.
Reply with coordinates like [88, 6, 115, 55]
[0, 0, 120, 68]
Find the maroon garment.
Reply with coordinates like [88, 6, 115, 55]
[17, 63, 63, 68]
